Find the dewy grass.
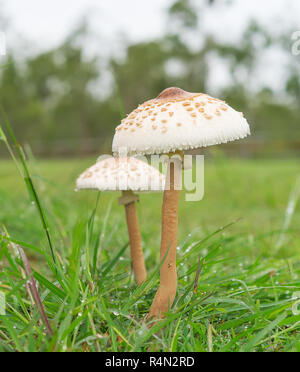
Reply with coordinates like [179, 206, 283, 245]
[0, 116, 300, 350]
[0, 107, 56, 270]
[276, 176, 300, 250]
[1, 207, 299, 351]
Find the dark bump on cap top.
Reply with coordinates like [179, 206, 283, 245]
[157, 87, 191, 100]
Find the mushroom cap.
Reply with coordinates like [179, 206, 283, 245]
[112, 87, 250, 156]
[76, 157, 165, 192]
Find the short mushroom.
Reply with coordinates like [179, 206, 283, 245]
[76, 157, 165, 285]
[113, 87, 250, 318]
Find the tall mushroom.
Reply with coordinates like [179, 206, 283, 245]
[76, 157, 165, 285]
[112, 87, 250, 318]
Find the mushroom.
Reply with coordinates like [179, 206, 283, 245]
[112, 87, 250, 319]
[76, 156, 165, 285]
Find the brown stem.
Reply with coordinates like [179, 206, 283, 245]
[123, 191, 147, 285]
[148, 155, 182, 319]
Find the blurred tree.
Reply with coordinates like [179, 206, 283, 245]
[168, 0, 198, 30]
[286, 71, 300, 105]
[111, 41, 169, 112]
[0, 25, 120, 155]
[0, 0, 299, 157]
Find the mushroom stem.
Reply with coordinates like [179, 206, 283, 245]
[122, 191, 147, 285]
[148, 154, 182, 319]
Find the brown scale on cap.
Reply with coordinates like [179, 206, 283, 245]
[142, 87, 199, 106]
[157, 87, 195, 101]
[117, 88, 236, 136]
[82, 171, 93, 179]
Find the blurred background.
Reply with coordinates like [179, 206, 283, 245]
[1, 1, 300, 353]
[0, 0, 299, 158]
[0, 0, 299, 279]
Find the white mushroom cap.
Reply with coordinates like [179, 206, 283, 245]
[76, 157, 165, 192]
[112, 87, 250, 156]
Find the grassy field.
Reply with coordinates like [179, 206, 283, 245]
[0, 155, 300, 352]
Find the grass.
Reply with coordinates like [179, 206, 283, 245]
[0, 131, 300, 351]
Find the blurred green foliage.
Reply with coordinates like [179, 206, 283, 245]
[0, 0, 299, 157]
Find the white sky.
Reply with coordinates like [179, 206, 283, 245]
[2, 0, 299, 50]
[1, 0, 299, 93]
